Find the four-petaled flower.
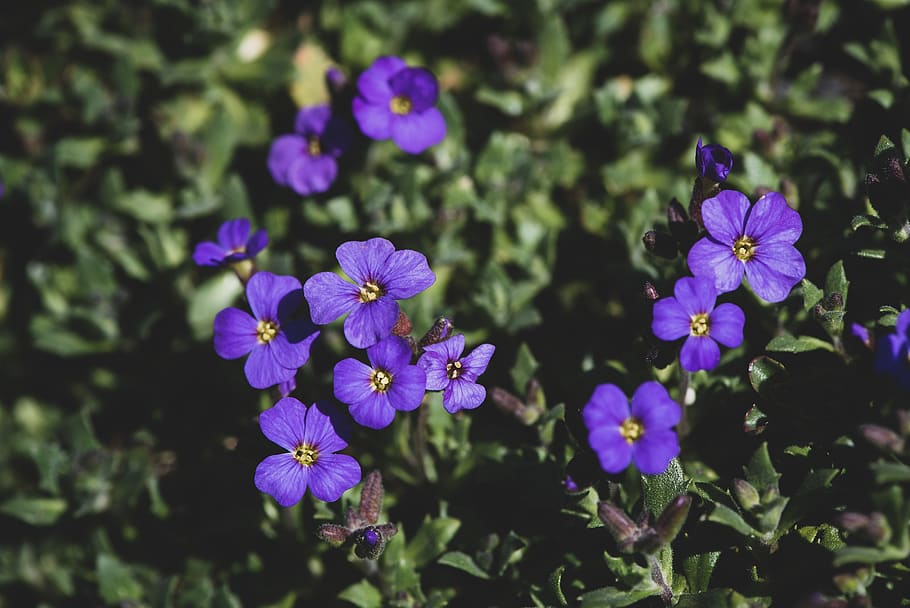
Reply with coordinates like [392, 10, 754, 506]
[303, 237, 436, 349]
[214, 271, 320, 389]
[268, 104, 352, 196]
[687, 190, 805, 303]
[651, 276, 745, 372]
[193, 218, 268, 267]
[333, 336, 427, 429]
[418, 334, 495, 414]
[695, 137, 734, 183]
[874, 309, 910, 390]
[352, 56, 447, 154]
[582, 382, 681, 475]
[254, 398, 361, 506]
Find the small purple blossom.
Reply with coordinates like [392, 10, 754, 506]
[418, 334, 495, 414]
[582, 382, 681, 475]
[695, 137, 733, 182]
[214, 271, 320, 389]
[333, 336, 427, 429]
[874, 309, 910, 390]
[268, 104, 352, 196]
[687, 190, 806, 303]
[352, 56, 446, 154]
[254, 398, 361, 506]
[192, 218, 268, 267]
[651, 276, 745, 372]
[303, 238, 436, 349]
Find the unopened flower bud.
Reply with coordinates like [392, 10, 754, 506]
[653, 495, 692, 545]
[642, 281, 660, 302]
[490, 386, 523, 416]
[597, 502, 639, 553]
[733, 479, 761, 511]
[695, 137, 733, 183]
[836, 511, 890, 545]
[860, 424, 905, 454]
[418, 317, 454, 347]
[392, 310, 413, 337]
[667, 197, 699, 253]
[824, 292, 844, 311]
[642, 230, 678, 259]
[353, 525, 387, 559]
[865, 137, 910, 218]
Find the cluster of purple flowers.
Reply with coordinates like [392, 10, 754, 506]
[268, 56, 446, 197]
[195, 223, 493, 507]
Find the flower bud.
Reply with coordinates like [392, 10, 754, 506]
[391, 310, 413, 337]
[418, 317, 455, 347]
[667, 197, 699, 253]
[695, 137, 734, 182]
[597, 501, 640, 553]
[642, 230, 678, 259]
[859, 424, 905, 454]
[653, 495, 691, 545]
[317, 523, 352, 545]
[865, 137, 909, 219]
[353, 525, 386, 559]
[642, 281, 660, 302]
[733, 479, 761, 511]
[836, 511, 890, 545]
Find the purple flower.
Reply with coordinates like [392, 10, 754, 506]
[582, 382, 681, 475]
[352, 56, 446, 154]
[874, 310, 910, 389]
[214, 271, 320, 389]
[333, 336, 427, 429]
[695, 137, 733, 182]
[303, 238, 436, 349]
[268, 104, 351, 196]
[254, 398, 361, 506]
[687, 190, 805, 303]
[193, 218, 268, 267]
[418, 334, 495, 414]
[651, 276, 745, 372]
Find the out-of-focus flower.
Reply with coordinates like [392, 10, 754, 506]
[352, 56, 446, 154]
[268, 104, 352, 196]
[418, 334, 495, 413]
[582, 382, 681, 475]
[651, 276, 745, 372]
[874, 309, 910, 389]
[333, 336, 427, 429]
[695, 137, 733, 182]
[303, 238, 435, 349]
[214, 272, 320, 389]
[688, 190, 805, 303]
[254, 398, 361, 506]
[192, 218, 268, 267]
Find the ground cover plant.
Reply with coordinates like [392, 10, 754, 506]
[1, 1, 910, 606]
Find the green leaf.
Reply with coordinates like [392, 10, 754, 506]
[676, 589, 772, 607]
[682, 552, 721, 593]
[871, 462, 910, 484]
[0, 497, 67, 526]
[578, 584, 660, 608]
[851, 214, 888, 231]
[548, 565, 569, 607]
[641, 458, 688, 517]
[799, 279, 824, 312]
[748, 356, 787, 398]
[765, 334, 834, 353]
[55, 137, 105, 169]
[824, 260, 849, 305]
[744, 443, 780, 494]
[97, 554, 143, 604]
[708, 504, 758, 537]
[855, 248, 887, 259]
[338, 580, 383, 608]
[510, 342, 539, 392]
[438, 551, 490, 580]
[406, 517, 461, 568]
[187, 273, 244, 340]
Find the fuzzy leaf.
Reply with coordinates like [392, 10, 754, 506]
[438, 551, 490, 580]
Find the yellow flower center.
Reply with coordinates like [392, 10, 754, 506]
[359, 281, 383, 303]
[307, 136, 321, 156]
[733, 236, 757, 262]
[256, 320, 279, 344]
[390, 95, 412, 115]
[446, 360, 463, 379]
[371, 369, 393, 392]
[620, 417, 644, 444]
[293, 443, 319, 467]
[690, 313, 710, 337]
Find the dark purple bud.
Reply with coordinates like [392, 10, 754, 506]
[353, 526, 386, 559]
[695, 137, 733, 182]
[642, 281, 660, 302]
[653, 495, 692, 545]
[563, 474, 580, 493]
[859, 424, 905, 454]
[812, 304, 827, 322]
[358, 470, 385, 525]
[490, 386, 523, 415]
[392, 311, 413, 338]
[733, 479, 760, 511]
[325, 66, 347, 92]
[824, 292, 844, 311]
[317, 523, 352, 545]
[865, 137, 910, 218]
[836, 512, 890, 545]
[667, 197, 689, 224]
[363, 527, 380, 546]
[597, 502, 639, 553]
[642, 230, 678, 259]
[667, 198, 699, 253]
[418, 317, 455, 347]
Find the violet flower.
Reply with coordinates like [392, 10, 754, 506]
[582, 382, 681, 475]
[874, 309, 910, 389]
[687, 190, 805, 303]
[333, 336, 427, 429]
[214, 271, 320, 389]
[254, 398, 361, 506]
[303, 238, 435, 349]
[352, 56, 446, 154]
[651, 276, 745, 372]
[418, 334, 495, 413]
[268, 104, 351, 196]
[192, 218, 268, 267]
[695, 137, 734, 182]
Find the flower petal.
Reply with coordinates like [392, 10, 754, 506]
[651, 298, 692, 341]
[366, 335, 413, 372]
[417, 351, 450, 391]
[333, 358, 376, 406]
[377, 249, 436, 299]
[390, 107, 447, 154]
[303, 272, 360, 324]
[246, 229, 268, 258]
[259, 397, 307, 451]
[582, 384, 630, 430]
[679, 335, 721, 372]
[308, 453, 362, 502]
[302, 400, 348, 454]
[673, 276, 717, 316]
[244, 343, 295, 389]
[631, 381, 681, 429]
[343, 298, 399, 349]
[287, 154, 338, 196]
[388, 67, 439, 112]
[709, 303, 745, 348]
[387, 365, 427, 412]
[336, 238, 395, 285]
[213, 307, 257, 359]
[745, 191, 802, 246]
[247, 272, 302, 323]
[357, 56, 407, 104]
[745, 244, 805, 303]
[687, 236, 743, 294]
[254, 453, 308, 507]
[442, 379, 486, 413]
[349, 393, 397, 429]
[421, 334, 464, 360]
[353, 97, 393, 140]
[588, 427, 633, 474]
[294, 105, 331, 137]
[632, 430, 679, 475]
[701, 190, 750, 243]
[193, 241, 227, 266]
[459, 343, 495, 383]
[269, 329, 319, 371]
[218, 218, 251, 250]
[267, 135, 304, 185]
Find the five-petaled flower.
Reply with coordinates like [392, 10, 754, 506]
[192, 218, 268, 267]
[268, 104, 351, 196]
[303, 237, 436, 349]
[418, 334, 495, 414]
[651, 276, 745, 372]
[874, 309, 910, 390]
[352, 56, 447, 154]
[695, 137, 734, 183]
[582, 382, 681, 475]
[333, 336, 427, 429]
[214, 271, 320, 389]
[254, 398, 361, 506]
[687, 190, 805, 303]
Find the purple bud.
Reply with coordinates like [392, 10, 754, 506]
[418, 317, 455, 347]
[733, 479, 760, 511]
[597, 502, 639, 553]
[642, 230, 678, 259]
[859, 424, 905, 454]
[653, 495, 691, 545]
[363, 527, 380, 546]
[642, 281, 660, 302]
[563, 474, 580, 493]
[695, 137, 734, 182]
